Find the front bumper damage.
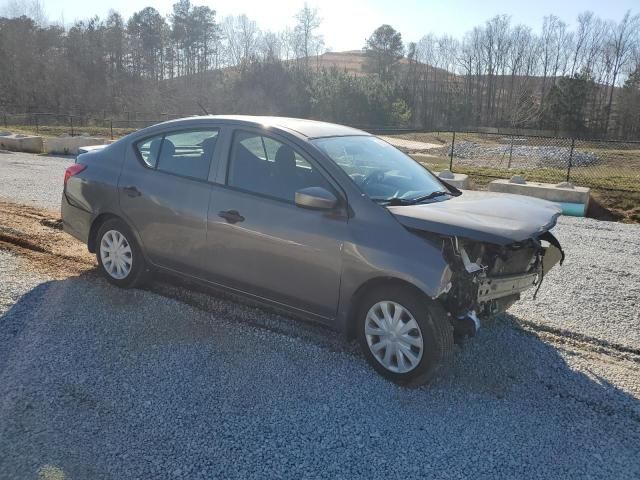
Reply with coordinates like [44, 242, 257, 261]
[444, 232, 564, 340]
[477, 271, 539, 303]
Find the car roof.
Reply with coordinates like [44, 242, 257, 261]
[156, 115, 370, 139]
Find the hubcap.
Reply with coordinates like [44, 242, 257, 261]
[99, 230, 132, 280]
[365, 301, 424, 374]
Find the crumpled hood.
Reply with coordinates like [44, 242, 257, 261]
[388, 190, 562, 245]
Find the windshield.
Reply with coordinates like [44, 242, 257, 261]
[312, 135, 448, 204]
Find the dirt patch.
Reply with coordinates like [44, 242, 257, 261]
[380, 136, 441, 152]
[0, 201, 95, 277]
[39, 218, 64, 230]
[586, 196, 624, 222]
[590, 190, 640, 223]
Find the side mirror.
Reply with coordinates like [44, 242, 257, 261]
[295, 187, 338, 210]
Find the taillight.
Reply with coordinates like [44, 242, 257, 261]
[64, 164, 87, 186]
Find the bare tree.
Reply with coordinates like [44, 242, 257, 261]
[2, 0, 46, 25]
[260, 31, 282, 61]
[571, 12, 594, 75]
[279, 27, 297, 62]
[484, 15, 511, 122]
[293, 3, 323, 63]
[223, 14, 260, 66]
[538, 15, 564, 100]
[510, 87, 543, 128]
[549, 18, 570, 79]
[603, 11, 640, 132]
[505, 25, 534, 120]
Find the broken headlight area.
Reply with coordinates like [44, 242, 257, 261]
[422, 231, 564, 339]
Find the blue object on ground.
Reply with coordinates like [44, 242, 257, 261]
[556, 202, 586, 217]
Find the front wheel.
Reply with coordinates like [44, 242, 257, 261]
[96, 218, 146, 288]
[357, 285, 454, 386]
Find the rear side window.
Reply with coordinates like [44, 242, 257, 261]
[136, 136, 162, 168]
[135, 129, 219, 181]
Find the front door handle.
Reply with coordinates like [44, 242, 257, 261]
[123, 186, 141, 197]
[218, 210, 245, 224]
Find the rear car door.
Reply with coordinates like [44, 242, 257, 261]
[119, 127, 219, 275]
[205, 129, 347, 320]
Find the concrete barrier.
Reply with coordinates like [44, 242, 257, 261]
[43, 136, 108, 155]
[434, 170, 470, 189]
[0, 133, 44, 153]
[488, 178, 590, 216]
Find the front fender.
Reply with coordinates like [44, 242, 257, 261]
[336, 221, 451, 334]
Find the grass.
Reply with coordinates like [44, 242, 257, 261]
[575, 147, 640, 167]
[411, 154, 640, 223]
[589, 190, 640, 223]
[7, 124, 136, 139]
[407, 133, 640, 223]
[411, 142, 640, 193]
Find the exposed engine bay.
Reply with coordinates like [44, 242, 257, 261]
[435, 231, 564, 338]
[387, 189, 565, 341]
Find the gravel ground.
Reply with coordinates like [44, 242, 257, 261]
[1, 252, 638, 479]
[512, 216, 640, 349]
[0, 150, 73, 210]
[441, 141, 601, 168]
[1, 151, 639, 478]
[0, 250, 48, 313]
[2, 152, 637, 350]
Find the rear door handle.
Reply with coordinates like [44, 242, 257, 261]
[218, 210, 244, 224]
[123, 186, 141, 197]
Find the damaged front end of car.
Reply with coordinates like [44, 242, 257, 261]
[434, 231, 564, 340]
[387, 189, 566, 342]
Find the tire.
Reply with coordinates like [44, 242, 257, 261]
[96, 218, 146, 288]
[357, 285, 454, 386]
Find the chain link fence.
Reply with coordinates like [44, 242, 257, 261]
[0, 112, 193, 139]
[378, 130, 640, 193]
[2, 112, 639, 194]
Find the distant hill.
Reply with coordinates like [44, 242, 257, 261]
[307, 50, 368, 75]
[306, 50, 451, 78]
[164, 49, 470, 84]
[307, 50, 611, 94]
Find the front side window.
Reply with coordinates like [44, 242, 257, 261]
[312, 135, 448, 204]
[135, 129, 219, 181]
[227, 131, 330, 202]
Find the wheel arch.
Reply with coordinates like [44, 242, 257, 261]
[88, 212, 142, 254]
[344, 277, 432, 341]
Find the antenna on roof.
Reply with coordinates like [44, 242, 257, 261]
[197, 102, 209, 115]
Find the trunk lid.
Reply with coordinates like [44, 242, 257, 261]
[388, 190, 561, 245]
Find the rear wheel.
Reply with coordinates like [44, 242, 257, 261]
[357, 285, 454, 386]
[96, 218, 146, 288]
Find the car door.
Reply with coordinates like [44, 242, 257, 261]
[119, 127, 219, 275]
[205, 128, 347, 320]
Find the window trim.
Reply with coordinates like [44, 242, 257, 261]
[133, 127, 220, 182]
[223, 128, 345, 207]
[134, 135, 163, 168]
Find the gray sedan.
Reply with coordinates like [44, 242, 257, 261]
[62, 116, 564, 385]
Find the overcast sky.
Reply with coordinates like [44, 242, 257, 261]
[4, 0, 638, 50]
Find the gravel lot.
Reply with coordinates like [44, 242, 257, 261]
[438, 141, 601, 168]
[1, 151, 639, 478]
[513, 217, 640, 349]
[0, 150, 73, 210]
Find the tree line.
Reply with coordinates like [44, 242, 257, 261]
[1, 1, 639, 138]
